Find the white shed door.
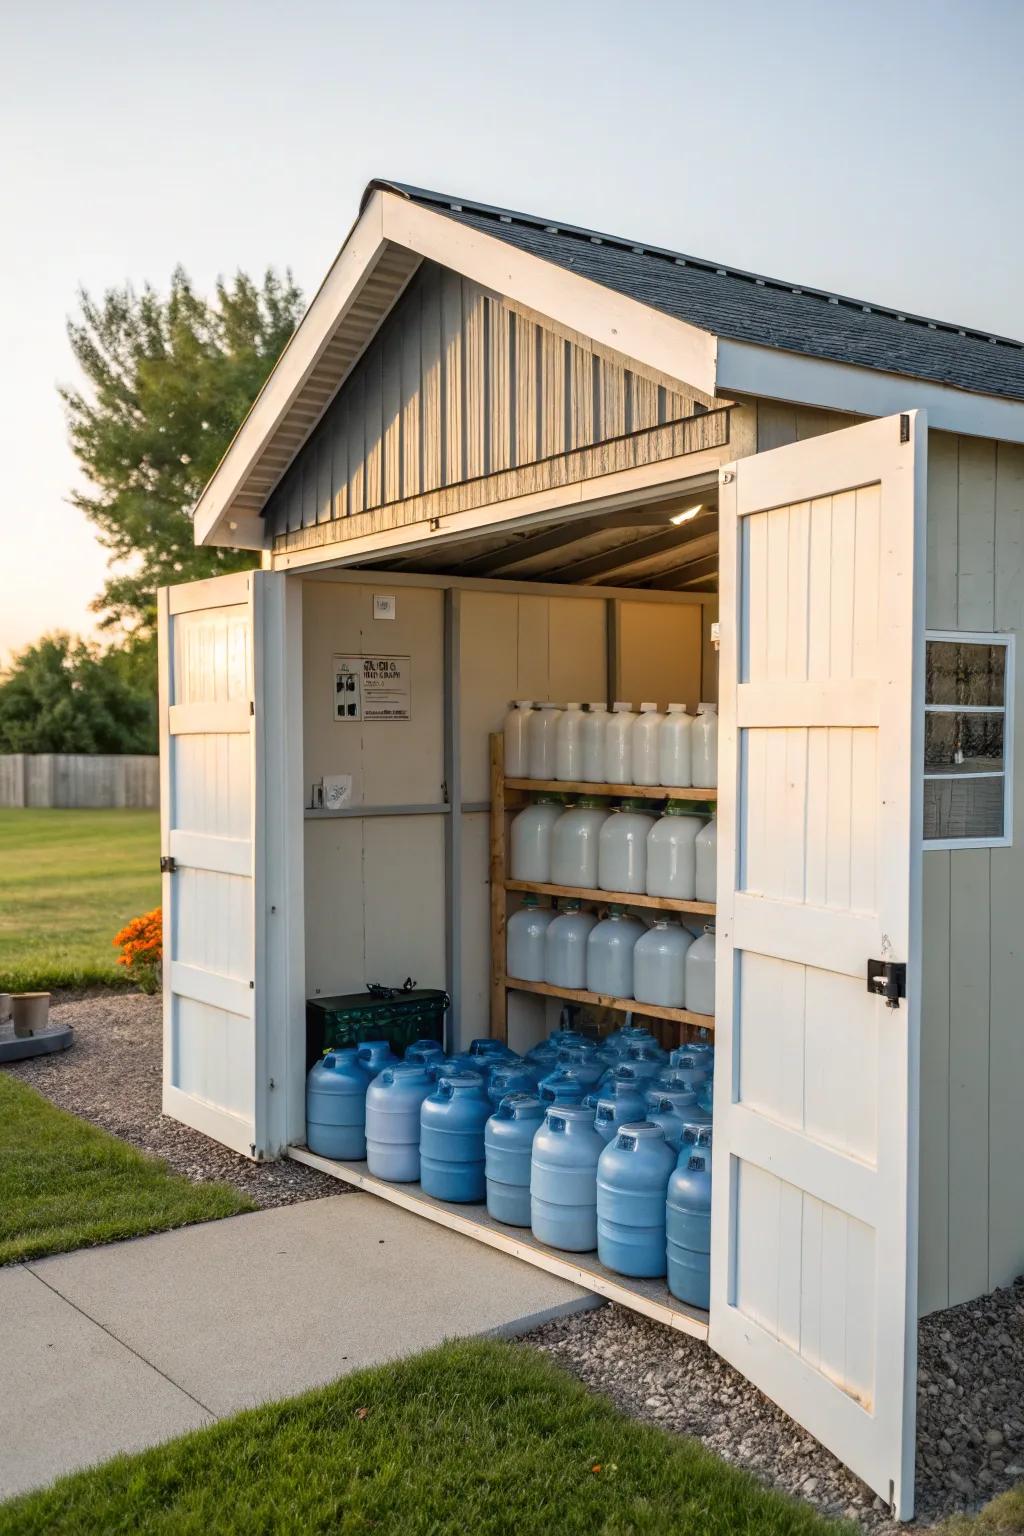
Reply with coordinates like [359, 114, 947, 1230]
[158, 570, 284, 1158]
[711, 412, 925, 1519]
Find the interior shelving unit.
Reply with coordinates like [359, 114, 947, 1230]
[490, 734, 716, 1044]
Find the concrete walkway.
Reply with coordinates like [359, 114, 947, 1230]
[0, 1194, 595, 1501]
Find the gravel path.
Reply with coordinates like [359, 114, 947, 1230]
[523, 1286, 1024, 1531]
[2, 992, 344, 1207]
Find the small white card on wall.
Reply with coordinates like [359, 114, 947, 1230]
[373, 594, 396, 621]
[322, 774, 353, 811]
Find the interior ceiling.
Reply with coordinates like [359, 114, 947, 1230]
[355, 493, 720, 592]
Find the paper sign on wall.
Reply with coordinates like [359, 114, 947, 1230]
[333, 655, 411, 722]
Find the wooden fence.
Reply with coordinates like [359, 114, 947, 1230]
[0, 755, 158, 809]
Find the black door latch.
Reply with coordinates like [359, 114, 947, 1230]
[160, 855, 177, 874]
[867, 958, 906, 1008]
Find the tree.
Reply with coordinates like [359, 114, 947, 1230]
[0, 634, 156, 754]
[61, 266, 304, 638]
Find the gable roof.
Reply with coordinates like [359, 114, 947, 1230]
[374, 181, 1024, 405]
[194, 178, 1024, 549]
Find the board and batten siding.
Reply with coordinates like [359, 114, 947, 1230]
[266, 258, 710, 543]
[757, 405, 1024, 1314]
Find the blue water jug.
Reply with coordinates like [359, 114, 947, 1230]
[487, 1060, 540, 1107]
[405, 1039, 446, 1067]
[666, 1125, 713, 1308]
[525, 1039, 562, 1072]
[306, 1049, 371, 1160]
[365, 1062, 433, 1182]
[646, 1087, 700, 1150]
[530, 1104, 604, 1251]
[647, 1069, 699, 1104]
[419, 1070, 491, 1202]
[620, 1039, 669, 1084]
[593, 1068, 649, 1143]
[485, 1093, 545, 1226]
[469, 1037, 518, 1067]
[537, 1064, 589, 1105]
[685, 1080, 714, 1126]
[682, 1039, 715, 1075]
[357, 1039, 400, 1078]
[663, 1049, 709, 1092]
[554, 1044, 603, 1089]
[597, 1121, 677, 1277]
[603, 1021, 659, 1058]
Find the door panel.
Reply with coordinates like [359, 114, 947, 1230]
[711, 412, 925, 1519]
[158, 570, 298, 1159]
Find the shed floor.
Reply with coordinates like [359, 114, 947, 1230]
[0, 1194, 594, 1500]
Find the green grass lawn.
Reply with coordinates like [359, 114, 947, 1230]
[0, 1337, 842, 1535]
[0, 808, 160, 991]
[0, 1074, 253, 1265]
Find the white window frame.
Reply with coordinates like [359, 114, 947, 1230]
[923, 629, 1014, 850]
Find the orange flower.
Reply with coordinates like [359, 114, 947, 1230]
[113, 907, 163, 970]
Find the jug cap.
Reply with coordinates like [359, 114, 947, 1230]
[586, 701, 608, 711]
[574, 795, 608, 809]
[666, 702, 689, 713]
[612, 701, 634, 712]
[697, 701, 718, 713]
[565, 701, 582, 710]
[619, 796, 652, 812]
[514, 700, 535, 709]
[664, 799, 700, 815]
[617, 1121, 666, 1141]
[639, 701, 659, 712]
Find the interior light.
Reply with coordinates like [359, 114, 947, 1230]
[669, 503, 703, 526]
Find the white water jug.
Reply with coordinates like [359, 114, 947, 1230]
[685, 927, 716, 1016]
[551, 797, 609, 888]
[695, 811, 717, 904]
[509, 795, 563, 881]
[507, 895, 557, 982]
[646, 802, 704, 899]
[503, 701, 534, 777]
[586, 906, 646, 997]
[581, 704, 608, 782]
[691, 703, 718, 788]
[545, 900, 598, 989]
[604, 702, 637, 784]
[527, 703, 562, 779]
[659, 704, 693, 787]
[631, 702, 666, 786]
[555, 703, 585, 781]
[632, 918, 693, 1008]
[598, 799, 656, 894]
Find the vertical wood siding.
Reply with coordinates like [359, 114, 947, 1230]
[266, 260, 703, 539]
[757, 406, 1024, 1314]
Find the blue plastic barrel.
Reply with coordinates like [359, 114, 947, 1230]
[485, 1093, 545, 1226]
[620, 1039, 669, 1083]
[597, 1121, 677, 1277]
[357, 1039, 400, 1078]
[537, 1064, 589, 1105]
[593, 1068, 649, 1143]
[530, 1104, 604, 1251]
[486, 1060, 540, 1107]
[306, 1049, 371, 1160]
[553, 1043, 603, 1089]
[365, 1062, 433, 1182]
[646, 1087, 700, 1151]
[666, 1125, 713, 1308]
[405, 1039, 446, 1068]
[419, 1070, 491, 1202]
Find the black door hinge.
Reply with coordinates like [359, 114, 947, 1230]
[867, 958, 906, 1008]
[900, 413, 910, 443]
[160, 855, 177, 874]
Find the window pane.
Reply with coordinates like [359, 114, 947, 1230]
[926, 640, 1005, 707]
[924, 776, 1004, 840]
[925, 712, 1003, 774]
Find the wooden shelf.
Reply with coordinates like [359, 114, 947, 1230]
[505, 876, 714, 917]
[507, 974, 714, 1031]
[505, 776, 716, 802]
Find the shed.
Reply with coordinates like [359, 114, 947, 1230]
[158, 180, 1024, 1520]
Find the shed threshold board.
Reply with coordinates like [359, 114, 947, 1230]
[287, 1145, 709, 1341]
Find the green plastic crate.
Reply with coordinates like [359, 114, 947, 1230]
[305, 982, 450, 1070]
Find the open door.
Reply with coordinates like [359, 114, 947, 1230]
[711, 412, 925, 1518]
[157, 569, 299, 1159]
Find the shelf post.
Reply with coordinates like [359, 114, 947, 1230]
[489, 733, 508, 1043]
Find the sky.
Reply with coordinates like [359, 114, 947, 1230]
[2, 0, 1022, 664]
